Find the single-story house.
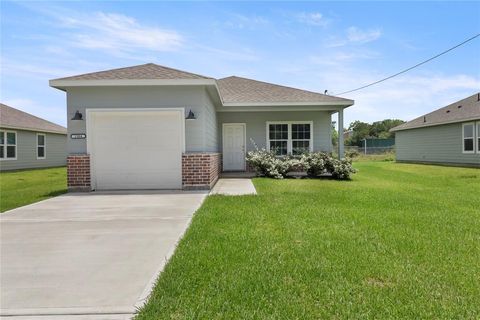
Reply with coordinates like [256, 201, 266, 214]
[391, 92, 480, 167]
[0, 103, 67, 171]
[49, 63, 354, 191]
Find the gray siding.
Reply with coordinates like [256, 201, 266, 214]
[66, 86, 218, 154]
[217, 111, 332, 152]
[203, 91, 218, 152]
[395, 122, 480, 166]
[0, 129, 66, 171]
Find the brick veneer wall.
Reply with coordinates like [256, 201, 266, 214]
[182, 153, 221, 190]
[67, 154, 91, 192]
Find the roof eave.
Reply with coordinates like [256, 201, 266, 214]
[49, 78, 218, 90]
[391, 117, 480, 132]
[217, 103, 353, 113]
[222, 100, 354, 107]
[0, 124, 67, 135]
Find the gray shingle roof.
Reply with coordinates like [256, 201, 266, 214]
[217, 76, 352, 104]
[0, 103, 67, 134]
[391, 92, 480, 132]
[51, 63, 353, 106]
[53, 63, 212, 81]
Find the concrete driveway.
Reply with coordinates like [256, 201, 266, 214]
[0, 191, 207, 319]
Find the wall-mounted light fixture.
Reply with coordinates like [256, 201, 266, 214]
[185, 109, 196, 120]
[71, 110, 83, 121]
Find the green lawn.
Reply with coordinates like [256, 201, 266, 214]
[137, 162, 480, 319]
[0, 167, 67, 212]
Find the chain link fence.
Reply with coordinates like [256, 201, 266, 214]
[345, 145, 395, 155]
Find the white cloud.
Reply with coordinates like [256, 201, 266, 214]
[346, 27, 382, 44]
[59, 12, 182, 53]
[276, 60, 479, 126]
[334, 73, 480, 125]
[194, 45, 259, 62]
[309, 49, 380, 67]
[327, 26, 382, 47]
[223, 14, 269, 30]
[297, 12, 330, 27]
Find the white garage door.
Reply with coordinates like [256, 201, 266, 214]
[88, 109, 184, 190]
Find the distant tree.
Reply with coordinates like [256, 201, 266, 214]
[331, 121, 338, 147]
[345, 121, 371, 146]
[370, 119, 405, 139]
[345, 119, 405, 146]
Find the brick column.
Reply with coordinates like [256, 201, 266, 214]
[67, 154, 91, 192]
[182, 153, 221, 190]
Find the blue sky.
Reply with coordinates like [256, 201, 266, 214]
[1, 1, 479, 127]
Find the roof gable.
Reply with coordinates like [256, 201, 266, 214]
[217, 76, 352, 105]
[391, 93, 480, 132]
[50, 63, 354, 107]
[0, 103, 67, 134]
[52, 63, 212, 81]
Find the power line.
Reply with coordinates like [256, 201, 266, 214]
[336, 33, 480, 96]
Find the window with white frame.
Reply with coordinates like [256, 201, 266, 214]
[462, 123, 474, 153]
[477, 122, 480, 153]
[268, 123, 288, 155]
[267, 122, 313, 155]
[291, 124, 311, 155]
[0, 130, 17, 160]
[37, 133, 46, 159]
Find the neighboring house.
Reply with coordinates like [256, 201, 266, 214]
[0, 103, 67, 171]
[49, 63, 354, 191]
[391, 93, 480, 167]
[343, 130, 353, 141]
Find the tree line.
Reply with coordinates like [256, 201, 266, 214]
[332, 119, 405, 147]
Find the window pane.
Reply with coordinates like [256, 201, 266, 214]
[7, 146, 15, 158]
[269, 124, 288, 140]
[270, 141, 287, 155]
[38, 135, 45, 146]
[464, 138, 473, 151]
[0, 146, 4, 158]
[478, 123, 480, 151]
[7, 132, 16, 145]
[293, 141, 310, 155]
[292, 124, 310, 139]
[280, 124, 288, 139]
[0, 132, 4, 145]
[464, 124, 473, 138]
[38, 147, 45, 158]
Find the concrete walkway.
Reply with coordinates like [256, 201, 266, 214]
[210, 178, 257, 195]
[0, 191, 207, 319]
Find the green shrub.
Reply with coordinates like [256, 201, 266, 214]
[301, 152, 357, 180]
[246, 147, 357, 180]
[246, 148, 300, 179]
[330, 157, 357, 179]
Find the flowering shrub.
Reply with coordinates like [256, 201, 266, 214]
[330, 157, 357, 180]
[246, 145, 357, 180]
[301, 152, 357, 180]
[300, 152, 330, 177]
[245, 148, 299, 179]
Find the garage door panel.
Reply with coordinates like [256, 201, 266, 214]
[89, 110, 183, 190]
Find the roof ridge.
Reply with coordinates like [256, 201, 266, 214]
[148, 63, 212, 79]
[391, 92, 480, 131]
[219, 75, 345, 100]
[53, 63, 212, 81]
[52, 63, 151, 81]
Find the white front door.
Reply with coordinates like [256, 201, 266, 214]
[223, 123, 246, 171]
